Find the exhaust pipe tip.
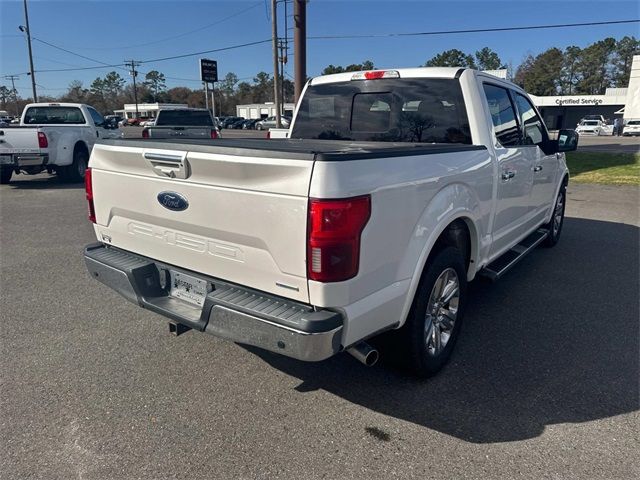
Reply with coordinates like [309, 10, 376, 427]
[347, 342, 379, 367]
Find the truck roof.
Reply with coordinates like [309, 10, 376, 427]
[23, 102, 89, 109]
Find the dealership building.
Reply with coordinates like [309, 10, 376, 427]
[533, 54, 640, 129]
[114, 103, 188, 120]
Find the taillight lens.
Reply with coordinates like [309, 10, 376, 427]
[210, 129, 218, 139]
[142, 128, 149, 138]
[85, 167, 96, 224]
[307, 196, 371, 282]
[38, 132, 48, 148]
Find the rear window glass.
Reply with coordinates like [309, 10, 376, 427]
[291, 78, 472, 144]
[627, 121, 640, 125]
[23, 106, 85, 124]
[156, 110, 213, 126]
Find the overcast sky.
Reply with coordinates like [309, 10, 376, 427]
[1, 0, 638, 96]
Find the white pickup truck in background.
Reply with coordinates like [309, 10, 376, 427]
[84, 68, 578, 376]
[0, 103, 121, 184]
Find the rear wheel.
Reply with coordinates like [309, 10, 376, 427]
[59, 147, 88, 183]
[0, 166, 12, 184]
[543, 183, 566, 247]
[392, 246, 468, 377]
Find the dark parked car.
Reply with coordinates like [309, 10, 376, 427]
[242, 119, 259, 130]
[229, 118, 247, 129]
[221, 116, 244, 129]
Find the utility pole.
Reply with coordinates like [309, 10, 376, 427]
[20, 0, 37, 102]
[4, 75, 20, 116]
[204, 82, 209, 111]
[271, 0, 282, 128]
[293, 0, 306, 103]
[278, 39, 287, 114]
[125, 60, 141, 120]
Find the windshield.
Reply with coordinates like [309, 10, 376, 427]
[291, 78, 472, 143]
[156, 110, 213, 126]
[582, 121, 599, 126]
[627, 121, 640, 125]
[23, 106, 86, 124]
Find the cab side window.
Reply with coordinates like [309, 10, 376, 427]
[482, 84, 520, 147]
[87, 107, 105, 126]
[513, 93, 547, 147]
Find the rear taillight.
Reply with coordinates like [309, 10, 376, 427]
[266, 131, 271, 139]
[38, 131, 48, 148]
[85, 167, 96, 224]
[210, 129, 218, 139]
[142, 128, 149, 138]
[307, 196, 371, 282]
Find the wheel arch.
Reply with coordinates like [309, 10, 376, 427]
[397, 195, 483, 330]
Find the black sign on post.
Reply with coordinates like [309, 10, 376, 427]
[200, 59, 218, 83]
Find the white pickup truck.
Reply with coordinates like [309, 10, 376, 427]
[0, 102, 121, 184]
[84, 68, 578, 376]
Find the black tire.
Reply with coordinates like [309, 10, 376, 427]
[60, 146, 88, 183]
[256, 124, 263, 131]
[543, 182, 567, 247]
[393, 246, 468, 377]
[0, 167, 12, 184]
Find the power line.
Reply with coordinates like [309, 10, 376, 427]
[307, 19, 640, 40]
[138, 39, 272, 64]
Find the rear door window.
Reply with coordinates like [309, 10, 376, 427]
[482, 84, 520, 147]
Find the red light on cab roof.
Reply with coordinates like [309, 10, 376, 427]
[351, 70, 400, 81]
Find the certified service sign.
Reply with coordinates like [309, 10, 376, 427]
[157, 191, 189, 211]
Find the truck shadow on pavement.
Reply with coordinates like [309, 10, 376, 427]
[246, 217, 639, 443]
[4, 173, 83, 190]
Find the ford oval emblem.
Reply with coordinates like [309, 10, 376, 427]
[157, 191, 189, 211]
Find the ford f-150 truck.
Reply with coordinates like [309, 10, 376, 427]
[84, 68, 578, 376]
[0, 103, 121, 184]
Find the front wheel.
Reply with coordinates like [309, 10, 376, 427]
[543, 183, 566, 247]
[0, 167, 12, 184]
[394, 246, 468, 377]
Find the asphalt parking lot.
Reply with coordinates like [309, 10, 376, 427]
[1, 172, 638, 479]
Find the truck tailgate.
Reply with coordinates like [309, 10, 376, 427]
[0, 128, 40, 154]
[89, 142, 313, 303]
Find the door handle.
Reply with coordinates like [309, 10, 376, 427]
[501, 171, 516, 180]
[533, 165, 543, 172]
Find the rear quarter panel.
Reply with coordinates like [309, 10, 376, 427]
[308, 149, 494, 345]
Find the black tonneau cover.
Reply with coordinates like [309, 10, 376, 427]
[99, 138, 485, 161]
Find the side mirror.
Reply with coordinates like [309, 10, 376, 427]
[556, 129, 579, 152]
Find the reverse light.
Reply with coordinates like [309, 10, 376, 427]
[37, 131, 48, 148]
[307, 196, 371, 282]
[351, 70, 400, 81]
[142, 128, 150, 138]
[85, 167, 96, 223]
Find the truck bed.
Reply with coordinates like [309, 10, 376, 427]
[100, 138, 485, 161]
